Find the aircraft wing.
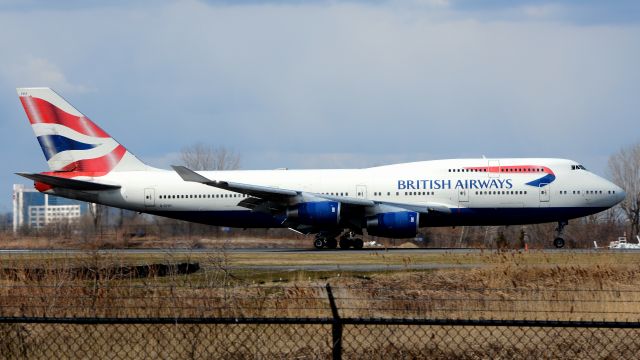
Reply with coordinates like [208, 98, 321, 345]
[171, 165, 451, 214]
[16, 172, 121, 191]
[375, 201, 452, 214]
[172, 165, 298, 200]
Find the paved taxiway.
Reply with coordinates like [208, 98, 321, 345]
[0, 247, 608, 272]
[0, 248, 482, 272]
[0, 247, 603, 255]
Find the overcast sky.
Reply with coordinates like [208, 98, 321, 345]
[1, 0, 639, 212]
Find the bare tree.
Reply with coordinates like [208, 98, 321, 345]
[179, 143, 241, 247]
[608, 142, 640, 237]
[180, 143, 241, 170]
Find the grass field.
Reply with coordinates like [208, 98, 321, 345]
[0, 249, 639, 358]
[0, 249, 639, 321]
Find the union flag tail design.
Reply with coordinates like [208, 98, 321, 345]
[17, 88, 147, 175]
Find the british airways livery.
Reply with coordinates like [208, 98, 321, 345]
[16, 88, 625, 249]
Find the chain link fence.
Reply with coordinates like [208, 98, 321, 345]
[2, 283, 640, 321]
[0, 283, 638, 359]
[0, 318, 639, 359]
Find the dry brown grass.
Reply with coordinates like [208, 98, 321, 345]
[0, 250, 637, 322]
[330, 264, 640, 321]
[0, 250, 639, 358]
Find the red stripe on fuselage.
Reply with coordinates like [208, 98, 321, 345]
[19, 96, 110, 138]
[464, 165, 554, 175]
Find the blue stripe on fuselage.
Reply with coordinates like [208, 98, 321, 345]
[147, 210, 285, 228]
[148, 206, 607, 229]
[526, 173, 556, 187]
[422, 206, 608, 227]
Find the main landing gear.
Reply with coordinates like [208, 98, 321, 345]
[553, 220, 568, 249]
[313, 231, 363, 250]
[339, 232, 364, 250]
[314, 232, 337, 249]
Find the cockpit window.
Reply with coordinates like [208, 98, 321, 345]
[571, 165, 587, 170]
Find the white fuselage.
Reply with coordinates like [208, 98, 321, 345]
[53, 158, 624, 229]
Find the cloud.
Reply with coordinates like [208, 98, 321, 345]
[521, 4, 563, 19]
[0, 56, 92, 94]
[449, 0, 640, 25]
[0, 1, 639, 211]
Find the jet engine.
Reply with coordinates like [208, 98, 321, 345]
[366, 211, 419, 238]
[286, 201, 340, 226]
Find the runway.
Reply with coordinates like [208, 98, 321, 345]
[223, 263, 480, 272]
[0, 247, 604, 255]
[0, 247, 612, 273]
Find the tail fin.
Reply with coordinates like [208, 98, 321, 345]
[17, 87, 147, 174]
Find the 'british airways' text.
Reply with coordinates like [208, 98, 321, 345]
[397, 179, 513, 190]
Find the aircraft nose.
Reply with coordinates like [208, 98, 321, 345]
[616, 187, 626, 204]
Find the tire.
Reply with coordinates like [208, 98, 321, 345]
[353, 238, 364, 250]
[553, 237, 565, 249]
[339, 238, 351, 249]
[314, 238, 325, 249]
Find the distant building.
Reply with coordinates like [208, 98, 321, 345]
[12, 184, 91, 232]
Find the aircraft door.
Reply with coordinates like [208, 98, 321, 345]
[144, 188, 155, 207]
[539, 184, 550, 203]
[458, 189, 469, 202]
[356, 185, 367, 199]
[488, 160, 500, 178]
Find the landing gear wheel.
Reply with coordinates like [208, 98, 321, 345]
[314, 238, 325, 249]
[339, 238, 352, 249]
[553, 221, 568, 249]
[553, 237, 565, 249]
[353, 238, 364, 250]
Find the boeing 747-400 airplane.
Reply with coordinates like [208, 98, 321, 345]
[15, 88, 625, 249]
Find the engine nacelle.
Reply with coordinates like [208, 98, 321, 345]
[366, 211, 419, 238]
[286, 201, 340, 226]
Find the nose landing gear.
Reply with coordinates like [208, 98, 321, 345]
[553, 221, 568, 248]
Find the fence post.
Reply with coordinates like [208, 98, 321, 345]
[326, 284, 342, 360]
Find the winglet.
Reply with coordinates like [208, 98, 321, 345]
[171, 165, 298, 198]
[171, 165, 217, 185]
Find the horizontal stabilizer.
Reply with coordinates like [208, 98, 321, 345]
[16, 172, 121, 191]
